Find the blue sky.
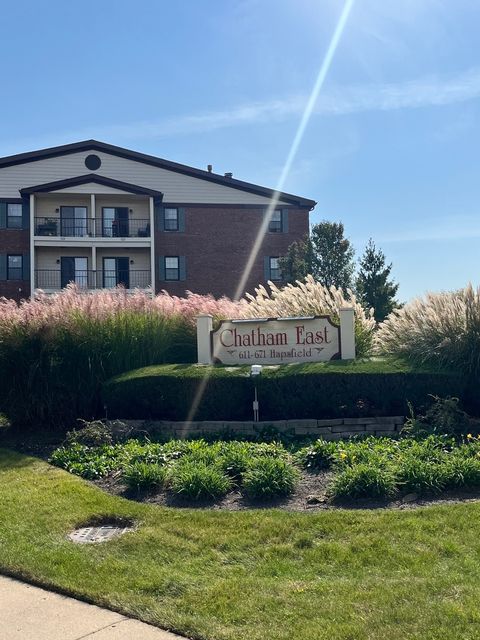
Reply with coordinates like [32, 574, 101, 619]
[1, 0, 480, 301]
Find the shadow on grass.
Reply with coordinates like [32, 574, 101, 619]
[0, 448, 41, 470]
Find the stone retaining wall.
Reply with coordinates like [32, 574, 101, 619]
[119, 416, 405, 440]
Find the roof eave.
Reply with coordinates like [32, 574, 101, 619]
[19, 173, 164, 198]
[3, 140, 315, 208]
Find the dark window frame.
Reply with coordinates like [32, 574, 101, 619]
[164, 256, 180, 281]
[268, 209, 283, 233]
[60, 205, 89, 237]
[60, 256, 89, 289]
[7, 203, 22, 229]
[102, 206, 129, 237]
[164, 207, 179, 231]
[7, 254, 23, 280]
[269, 256, 281, 281]
[102, 256, 130, 288]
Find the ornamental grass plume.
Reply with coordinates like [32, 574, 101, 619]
[241, 275, 375, 357]
[0, 285, 244, 428]
[375, 283, 480, 376]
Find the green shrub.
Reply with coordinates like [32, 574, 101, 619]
[444, 455, 480, 488]
[64, 420, 113, 447]
[49, 443, 121, 479]
[403, 396, 470, 436]
[217, 441, 252, 481]
[103, 361, 466, 422]
[123, 462, 166, 491]
[396, 457, 451, 495]
[330, 463, 397, 500]
[297, 439, 338, 470]
[242, 458, 298, 500]
[168, 461, 232, 500]
[177, 440, 221, 466]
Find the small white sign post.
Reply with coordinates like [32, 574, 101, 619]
[196, 310, 356, 365]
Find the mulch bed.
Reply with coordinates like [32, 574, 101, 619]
[5, 431, 480, 512]
[93, 469, 480, 512]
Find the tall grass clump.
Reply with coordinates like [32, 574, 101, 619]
[376, 284, 480, 376]
[168, 460, 233, 500]
[242, 275, 376, 357]
[242, 457, 299, 500]
[0, 285, 243, 428]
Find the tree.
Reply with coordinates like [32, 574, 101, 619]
[277, 235, 314, 283]
[355, 238, 399, 321]
[310, 221, 355, 290]
[278, 221, 355, 290]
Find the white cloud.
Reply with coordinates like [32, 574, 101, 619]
[3, 66, 480, 155]
[75, 67, 480, 138]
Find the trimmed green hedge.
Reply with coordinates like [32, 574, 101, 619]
[102, 360, 467, 421]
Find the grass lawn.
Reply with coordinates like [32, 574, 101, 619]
[2, 448, 480, 640]
[110, 358, 441, 381]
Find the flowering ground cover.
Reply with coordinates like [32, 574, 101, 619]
[2, 447, 480, 640]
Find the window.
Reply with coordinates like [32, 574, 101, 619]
[7, 204, 22, 229]
[164, 208, 178, 231]
[60, 206, 88, 237]
[165, 256, 179, 280]
[102, 207, 129, 237]
[7, 255, 23, 280]
[268, 209, 283, 233]
[60, 257, 88, 289]
[103, 257, 130, 289]
[269, 257, 281, 281]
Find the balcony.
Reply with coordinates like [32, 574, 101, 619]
[34, 217, 151, 238]
[35, 269, 151, 291]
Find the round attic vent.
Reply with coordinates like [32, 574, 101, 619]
[85, 154, 101, 170]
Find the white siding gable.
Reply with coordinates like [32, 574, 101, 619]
[0, 150, 286, 204]
[52, 183, 132, 195]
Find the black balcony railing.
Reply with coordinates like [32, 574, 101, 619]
[35, 269, 151, 290]
[95, 219, 151, 238]
[34, 217, 151, 238]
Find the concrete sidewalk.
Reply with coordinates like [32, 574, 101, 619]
[0, 575, 185, 639]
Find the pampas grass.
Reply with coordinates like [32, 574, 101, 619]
[0, 285, 244, 428]
[0, 275, 375, 428]
[242, 275, 376, 357]
[376, 283, 480, 375]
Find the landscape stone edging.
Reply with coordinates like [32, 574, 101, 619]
[117, 416, 405, 440]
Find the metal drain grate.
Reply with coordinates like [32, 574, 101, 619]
[68, 524, 133, 544]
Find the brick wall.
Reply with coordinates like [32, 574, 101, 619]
[0, 229, 30, 301]
[0, 280, 30, 301]
[154, 205, 309, 298]
[0, 205, 309, 302]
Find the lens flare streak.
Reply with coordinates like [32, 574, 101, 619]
[184, 0, 355, 427]
[233, 0, 355, 301]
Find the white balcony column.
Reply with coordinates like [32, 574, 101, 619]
[149, 196, 155, 298]
[90, 194, 96, 236]
[92, 246, 97, 289]
[30, 194, 35, 298]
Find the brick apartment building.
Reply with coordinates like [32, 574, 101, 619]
[0, 140, 315, 302]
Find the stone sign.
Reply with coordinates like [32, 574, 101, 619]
[196, 309, 356, 365]
[212, 316, 340, 365]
